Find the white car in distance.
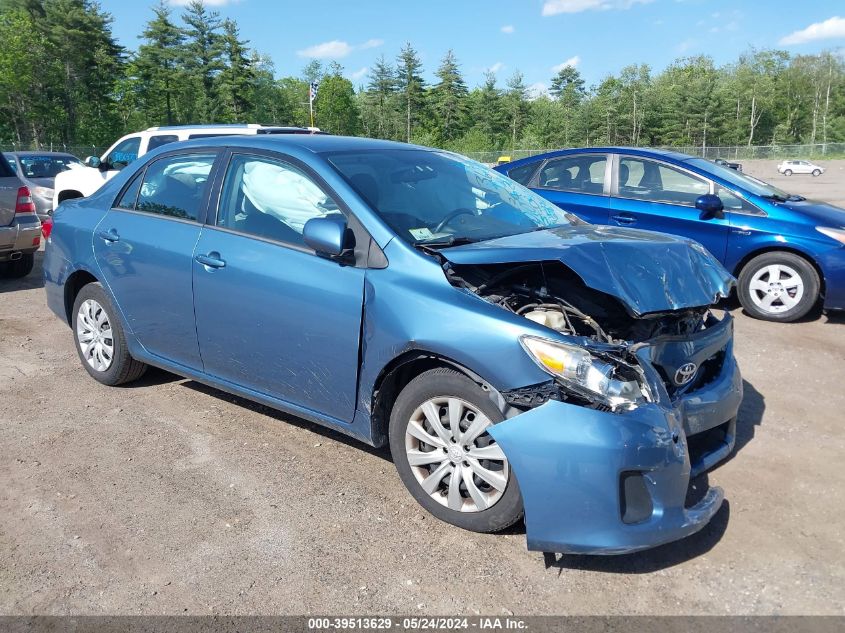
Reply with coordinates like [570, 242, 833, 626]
[52, 124, 323, 210]
[777, 160, 825, 177]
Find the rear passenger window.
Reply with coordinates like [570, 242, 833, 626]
[135, 153, 216, 221]
[216, 154, 341, 246]
[507, 162, 539, 186]
[538, 155, 606, 194]
[147, 135, 179, 152]
[114, 171, 143, 210]
[618, 158, 709, 206]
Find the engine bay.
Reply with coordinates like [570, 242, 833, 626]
[444, 260, 712, 344]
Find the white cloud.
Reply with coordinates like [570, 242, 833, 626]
[541, 0, 651, 16]
[676, 38, 696, 53]
[297, 38, 384, 59]
[501, 24, 515, 34]
[551, 55, 581, 73]
[350, 67, 369, 80]
[780, 16, 845, 45]
[360, 39, 384, 49]
[487, 62, 505, 74]
[526, 82, 550, 100]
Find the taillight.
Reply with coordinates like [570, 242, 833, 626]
[15, 187, 36, 214]
[41, 217, 53, 239]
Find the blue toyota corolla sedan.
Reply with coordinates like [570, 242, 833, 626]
[44, 135, 742, 555]
[495, 148, 845, 322]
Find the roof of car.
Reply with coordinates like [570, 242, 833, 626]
[498, 146, 700, 169]
[158, 134, 428, 155]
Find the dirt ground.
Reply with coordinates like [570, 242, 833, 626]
[2, 174, 845, 614]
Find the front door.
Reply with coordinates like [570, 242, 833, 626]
[609, 156, 729, 262]
[530, 153, 611, 224]
[93, 151, 218, 370]
[192, 152, 365, 423]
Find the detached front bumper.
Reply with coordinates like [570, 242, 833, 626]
[489, 320, 742, 555]
[0, 214, 41, 262]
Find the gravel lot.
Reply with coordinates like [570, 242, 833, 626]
[1, 168, 844, 615]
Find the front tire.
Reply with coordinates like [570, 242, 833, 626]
[389, 368, 523, 533]
[1, 253, 34, 278]
[72, 282, 147, 385]
[738, 252, 820, 322]
[812, 169, 821, 177]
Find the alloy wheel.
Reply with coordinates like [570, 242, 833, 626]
[76, 299, 114, 372]
[748, 264, 805, 314]
[404, 396, 509, 513]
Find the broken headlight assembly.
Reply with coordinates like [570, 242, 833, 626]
[520, 335, 652, 411]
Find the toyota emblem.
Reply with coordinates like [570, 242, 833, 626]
[674, 362, 698, 386]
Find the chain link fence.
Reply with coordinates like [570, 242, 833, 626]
[466, 143, 845, 165]
[0, 142, 107, 159]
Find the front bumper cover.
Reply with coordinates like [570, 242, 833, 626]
[489, 319, 742, 555]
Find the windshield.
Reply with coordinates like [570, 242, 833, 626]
[687, 158, 794, 200]
[18, 154, 82, 179]
[325, 149, 579, 245]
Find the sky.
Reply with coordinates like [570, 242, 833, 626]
[101, 0, 845, 96]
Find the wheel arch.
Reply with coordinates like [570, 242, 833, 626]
[63, 269, 100, 325]
[369, 350, 507, 449]
[733, 245, 825, 297]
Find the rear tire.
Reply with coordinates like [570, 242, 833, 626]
[738, 252, 820, 322]
[1, 253, 34, 278]
[784, 169, 793, 176]
[389, 368, 523, 534]
[71, 282, 147, 385]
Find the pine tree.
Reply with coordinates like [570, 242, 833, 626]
[550, 65, 586, 145]
[217, 18, 254, 121]
[396, 42, 424, 142]
[504, 70, 528, 151]
[180, 0, 224, 121]
[134, 1, 185, 126]
[366, 55, 397, 139]
[431, 49, 468, 143]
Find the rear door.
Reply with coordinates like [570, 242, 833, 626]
[609, 155, 729, 261]
[93, 150, 219, 370]
[192, 150, 366, 422]
[527, 153, 611, 224]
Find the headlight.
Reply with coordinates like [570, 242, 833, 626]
[817, 226, 845, 245]
[520, 335, 651, 410]
[33, 186, 53, 199]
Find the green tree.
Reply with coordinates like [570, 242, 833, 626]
[549, 65, 586, 145]
[363, 55, 398, 139]
[133, 1, 185, 126]
[430, 49, 468, 143]
[314, 62, 360, 135]
[503, 70, 528, 151]
[180, 0, 224, 121]
[396, 42, 425, 142]
[216, 18, 254, 121]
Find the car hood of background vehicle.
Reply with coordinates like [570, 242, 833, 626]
[441, 225, 735, 316]
[779, 199, 845, 227]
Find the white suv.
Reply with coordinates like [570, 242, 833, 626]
[777, 160, 825, 177]
[52, 124, 323, 210]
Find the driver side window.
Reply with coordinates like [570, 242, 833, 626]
[105, 137, 141, 170]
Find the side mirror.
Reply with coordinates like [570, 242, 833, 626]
[695, 194, 724, 220]
[84, 156, 101, 168]
[303, 216, 354, 260]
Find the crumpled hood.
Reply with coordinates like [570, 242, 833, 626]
[441, 225, 735, 316]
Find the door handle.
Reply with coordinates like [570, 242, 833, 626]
[195, 252, 226, 269]
[96, 228, 120, 242]
[611, 214, 637, 225]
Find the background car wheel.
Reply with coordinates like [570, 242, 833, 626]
[72, 282, 147, 386]
[812, 169, 821, 177]
[0, 254, 34, 278]
[784, 169, 792, 176]
[738, 252, 820, 322]
[389, 367, 523, 533]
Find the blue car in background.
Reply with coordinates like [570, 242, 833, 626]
[496, 148, 845, 322]
[44, 135, 742, 555]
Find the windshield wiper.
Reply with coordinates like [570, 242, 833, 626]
[761, 193, 789, 203]
[415, 235, 477, 249]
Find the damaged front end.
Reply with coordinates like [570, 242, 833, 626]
[440, 253, 742, 554]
